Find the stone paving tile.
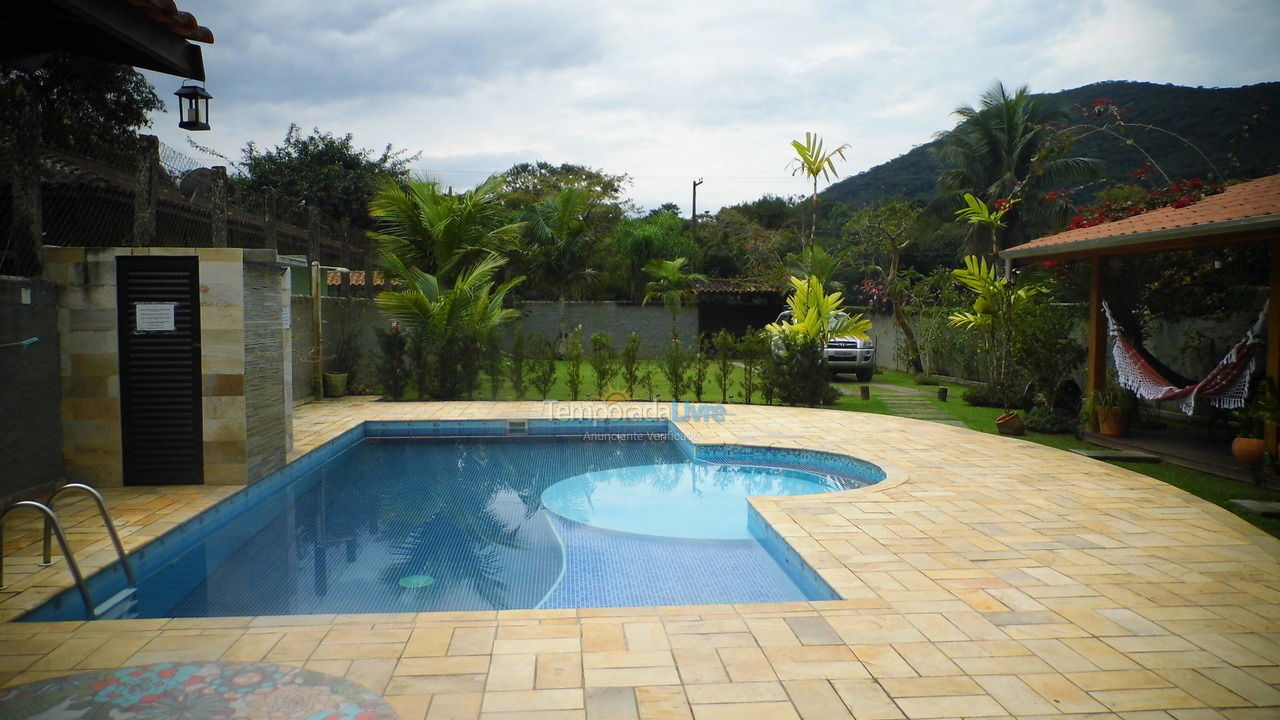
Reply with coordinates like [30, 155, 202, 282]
[2, 399, 1279, 717]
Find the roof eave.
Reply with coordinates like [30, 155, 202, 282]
[1001, 212, 1280, 263]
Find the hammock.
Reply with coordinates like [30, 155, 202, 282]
[1102, 300, 1268, 415]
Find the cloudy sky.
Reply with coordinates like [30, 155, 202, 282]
[144, 0, 1280, 214]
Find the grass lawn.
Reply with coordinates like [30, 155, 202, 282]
[838, 369, 1280, 538]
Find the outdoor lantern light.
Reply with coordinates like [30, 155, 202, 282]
[174, 82, 212, 131]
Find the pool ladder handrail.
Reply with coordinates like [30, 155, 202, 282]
[42, 483, 137, 588]
[0, 500, 96, 617]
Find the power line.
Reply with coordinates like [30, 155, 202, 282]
[410, 167, 801, 183]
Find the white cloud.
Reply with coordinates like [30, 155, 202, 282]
[145, 0, 1280, 214]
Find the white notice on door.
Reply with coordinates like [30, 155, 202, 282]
[135, 302, 177, 332]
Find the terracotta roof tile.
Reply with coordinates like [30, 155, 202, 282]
[327, 270, 385, 288]
[1004, 173, 1280, 259]
[123, 0, 214, 43]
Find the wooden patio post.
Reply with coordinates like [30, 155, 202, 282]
[1087, 256, 1109, 395]
[1266, 243, 1280, 458]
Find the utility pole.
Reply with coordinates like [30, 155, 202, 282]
[691, 178, 704, 241]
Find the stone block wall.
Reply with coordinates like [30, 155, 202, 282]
[0, 277, 62, 503]
[243, 260, 287, 482]
[43, 247, 288, 488]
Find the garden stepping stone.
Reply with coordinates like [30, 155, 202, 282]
[853, 386, 968, 428]
[1229, 499, 1280, 516]
[1071, 448, 1162, 463]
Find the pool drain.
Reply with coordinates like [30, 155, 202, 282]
[398, 575, 436, 589]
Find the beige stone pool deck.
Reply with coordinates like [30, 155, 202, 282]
[2, 398, 1280, 719]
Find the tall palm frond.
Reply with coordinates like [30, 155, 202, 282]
[368, 175, 523, 282]
[931, 82, 1105, 251]
[789, 132, 851, 249]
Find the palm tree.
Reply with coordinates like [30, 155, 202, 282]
[367, 175, 522, 283]
[520, 187, 600, 339]
[947, 255, 1043, 410]
[766, 275, 871, 347]
[789, 132, 850, 249]
[784, 244, 843, 292]
[376, 252, 524, 399]
[933, 82, 1104, 253]
[642, 257, 707, 339]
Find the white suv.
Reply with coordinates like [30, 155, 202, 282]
[774, 311, 876, 382]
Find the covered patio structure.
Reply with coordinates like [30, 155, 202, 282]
[1001, 174, 1280, 480]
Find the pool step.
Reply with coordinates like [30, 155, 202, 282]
[94, 588, 138, 620]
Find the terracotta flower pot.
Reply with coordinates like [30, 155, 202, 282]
[995, 411, 1025, 436]
[1095, 406, 1128, 437]
[1232, 437, 1267, 470]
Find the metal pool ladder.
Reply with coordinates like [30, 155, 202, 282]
[0, 483, 138, 618]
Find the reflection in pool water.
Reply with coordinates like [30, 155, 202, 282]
[541, 463, 840, 539]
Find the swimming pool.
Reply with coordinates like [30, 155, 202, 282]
[22, 421, 884, 621]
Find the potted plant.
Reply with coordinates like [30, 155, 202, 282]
[324, 300, 364, 398]
[1090, 386, 1131, 437]
[1230, 380, 1280, 470]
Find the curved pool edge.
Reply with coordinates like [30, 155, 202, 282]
[11, 415, 902, 621]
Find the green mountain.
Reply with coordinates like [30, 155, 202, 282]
[822, 81, 1280, 207]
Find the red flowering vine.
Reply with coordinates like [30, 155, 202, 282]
[1067, 178, 1223, 230]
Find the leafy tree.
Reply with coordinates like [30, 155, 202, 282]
[690, 345, 711, 403]
[789, 132, 850, 248]
[508, 332, 528, 400]
[0, 53, 164, 162]
[621, 333, 642, 399]
[589, 332, 619, 398]
[368, 176, 522, 282]
[1013, 302, 1085, 411]
[234, 124, 417, 227]
[375, 324, 408, 400]
[501, 161, 629, 208]
[845, 198, 926, 372]
[483, 330, 506, 399]
[647, 202, 682, 217]
[564, 328, 585, 401]
[608, 212, 696, 301]
[727, 194, 798, 230]
[530, 338, 558, 399]
[662, 338, 691, 401]
[642, 257, 707, 339]
[713, 330, 736, 404]
[932, 82, 1103, 251]
[739, 330, 768, 404]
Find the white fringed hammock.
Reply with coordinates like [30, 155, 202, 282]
[1102, 300, 1268, 415]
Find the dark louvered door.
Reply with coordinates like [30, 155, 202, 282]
[117, 256, 204, 485]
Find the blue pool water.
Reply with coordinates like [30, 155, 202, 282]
[542, 463, 842, 539]
[23, 422, 883, 621]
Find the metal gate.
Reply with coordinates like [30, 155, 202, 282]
[116, 256, 204, 485]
